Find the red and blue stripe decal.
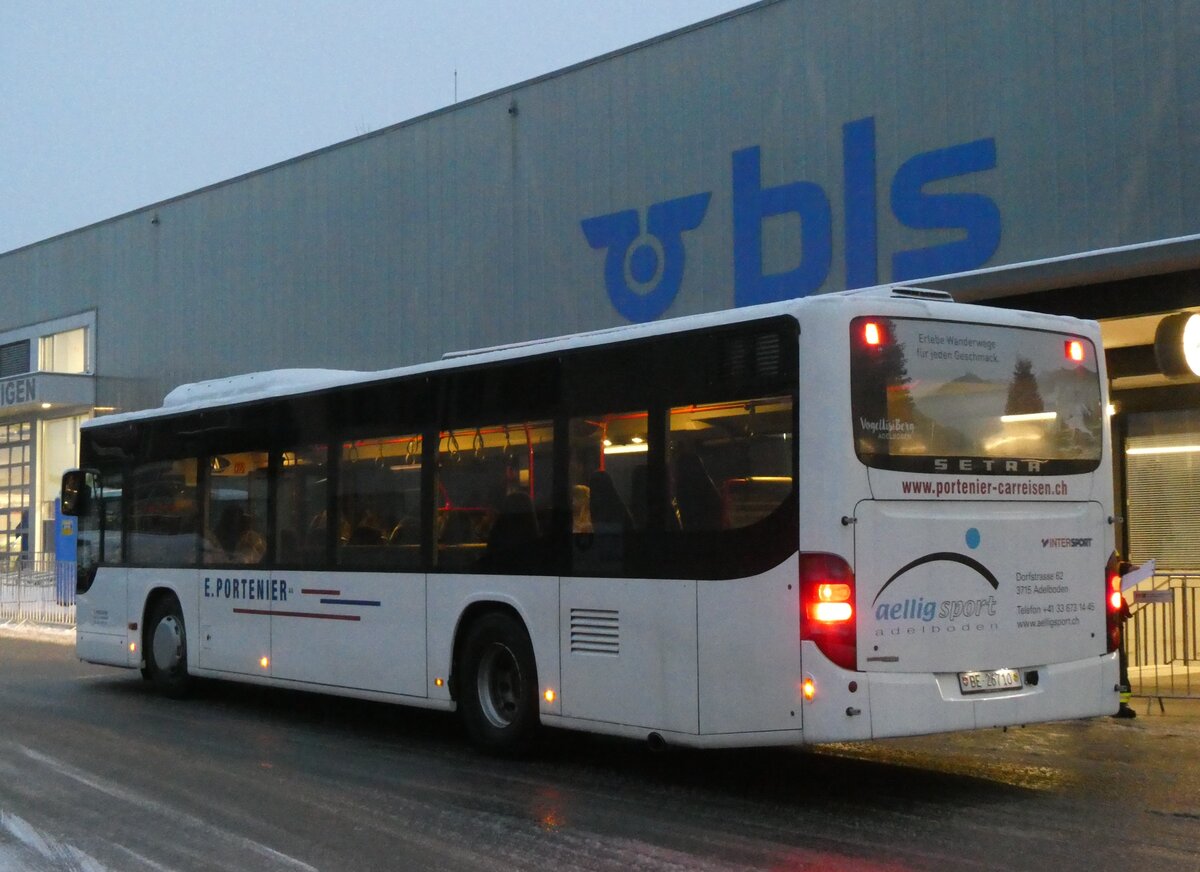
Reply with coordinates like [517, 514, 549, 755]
[233, 588, 380, 621]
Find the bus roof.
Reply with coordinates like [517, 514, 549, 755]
[83, 285, 1099, 429]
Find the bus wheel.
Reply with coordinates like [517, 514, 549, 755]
[144, 596, 191, 698]
[457, 612, 539, 754]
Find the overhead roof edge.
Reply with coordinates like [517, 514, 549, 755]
[923, 235, 1200, 302]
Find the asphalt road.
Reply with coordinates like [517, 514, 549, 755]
[0, 631, 1197, 871]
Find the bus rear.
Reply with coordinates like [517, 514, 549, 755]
[799, 295, 1120, 742]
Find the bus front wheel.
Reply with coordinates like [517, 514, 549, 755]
[456, 612, 539, 754]
[143, 595, 191, 698]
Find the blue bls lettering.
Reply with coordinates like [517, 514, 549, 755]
[890, 137, 1001, 280]
[583, 117, 1001, 321]
[732, 146, 833, 306]
[734, 117, 1001, 306]
[580, 193, 712, 322]
[842, 116, 879, 289]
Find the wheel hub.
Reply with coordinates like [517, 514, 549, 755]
[152, 615, 184, 672]
[477, 642, 522, 728]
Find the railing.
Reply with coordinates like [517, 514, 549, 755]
[0, 556, 76, 626]
[1124, 571, 1199, 700]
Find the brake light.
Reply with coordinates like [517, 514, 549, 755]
[1065, 339, 1086, 362]
[800, 553, 857, 670]
[863, 322, 883, 346]
[812, 583, 853, 622]
[1104, 551, 1128, 653]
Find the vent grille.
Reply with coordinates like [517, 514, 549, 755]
[889, 286, 954, 302]
[0, 341, 30, 378]
[721, 332, 781, 380]
[570, 607, 619, 656]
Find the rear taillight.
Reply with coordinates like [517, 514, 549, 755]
[800, 553, 857, 670]
[1105, 551, 1129, 653]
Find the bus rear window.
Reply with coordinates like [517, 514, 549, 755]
[850, 317, 1103, 475]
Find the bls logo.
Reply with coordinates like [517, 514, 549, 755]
[580, 192, 712, 322]
[581, 116, 1001, 323]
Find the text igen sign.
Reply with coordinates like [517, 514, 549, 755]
[582, 117, 1000, 323]
[0, 376, 36, 408]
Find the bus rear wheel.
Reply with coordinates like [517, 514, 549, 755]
[456, 612, 539, 754]
[143, 595, 191, 698]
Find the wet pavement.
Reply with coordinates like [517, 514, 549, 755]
[0, 630, 1197, 871]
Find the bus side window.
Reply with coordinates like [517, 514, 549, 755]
[336, 435, 422, 571]
[276, 445, 328, 567]
[434, 421, 554, 573]
[668, 396, 794, 532]
[99, 469, 124, 565]
[569, 412, 647, 575]
[203, 451, 269, 566]
[128, 458, 200, 566]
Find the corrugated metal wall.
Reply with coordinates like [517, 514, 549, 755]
[1, 0, 1198, 414]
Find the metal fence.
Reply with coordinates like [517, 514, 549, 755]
[1125, 572, 1199, 701]
[0, 556, 75, 625]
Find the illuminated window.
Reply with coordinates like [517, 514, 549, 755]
[669, 396, 794, 531]
[276, 444, 328, 567]
[338, 435, 422, 571]
[435, 422, 554, 573]
[203, 452, 268, 566]
[39, 328, 87, 374]
[0, 423, 31, 559]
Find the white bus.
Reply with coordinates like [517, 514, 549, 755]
[62, 287, 1121, 752]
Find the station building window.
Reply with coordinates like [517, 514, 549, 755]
[39, 328, 88, 374]
[0, 422, 31, 564]
[1125, 408, 1200, 570]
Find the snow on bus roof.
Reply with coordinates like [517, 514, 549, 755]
[162, 368, 368, 409]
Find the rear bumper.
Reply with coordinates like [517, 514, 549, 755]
[801, 643, 1119, 743]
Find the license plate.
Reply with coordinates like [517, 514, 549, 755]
[958, 668, 1023, 695]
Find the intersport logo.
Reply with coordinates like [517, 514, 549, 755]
[581, 116, 1000, 323]
[1042, 537, 1094, 548]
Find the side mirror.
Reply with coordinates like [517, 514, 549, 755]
[61, 469, 99, 517]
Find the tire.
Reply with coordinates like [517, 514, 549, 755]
[456, 612, 540, 754]
[142, 595, 191, 698]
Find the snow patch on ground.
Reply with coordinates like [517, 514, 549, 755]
[0, 623, 73, 646]
[0, 811, 108, 872]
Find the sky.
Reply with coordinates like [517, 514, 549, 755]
[1, 1, 750, 255]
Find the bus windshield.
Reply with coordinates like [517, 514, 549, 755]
[850, 317, 1104, 476]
